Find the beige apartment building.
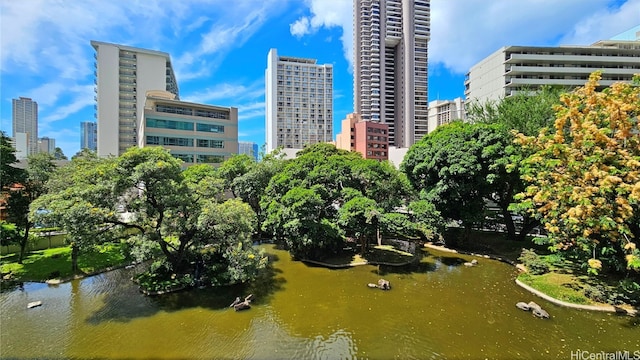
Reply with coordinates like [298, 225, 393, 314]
[92, 40, 180, 157]
[265, 49, 333, 153]
[353, 0, 430, 147]
[138, 91, 238, 166]
[465, 40, 640, 104]
[427, 98, 465, 133]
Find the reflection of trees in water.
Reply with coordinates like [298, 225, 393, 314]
[85, 255, 286, 324]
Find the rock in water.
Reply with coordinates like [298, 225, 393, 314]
[27, 301, 42, 309]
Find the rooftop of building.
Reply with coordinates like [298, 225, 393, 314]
[90, 40, 173, 59]
[144, 91, 235, 113]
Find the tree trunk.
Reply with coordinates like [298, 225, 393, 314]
[18, 229, 29, 264]
[71, 243, 79, 273]
[500, 206, 517, 240]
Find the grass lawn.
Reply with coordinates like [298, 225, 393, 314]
[518, 272, 592, 305]
[0, 242, 129, 282]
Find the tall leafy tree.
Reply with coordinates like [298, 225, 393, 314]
[231, 151, 285, 238]
[0, 131, 24, 189]
[6, 152, 56, 262]
[338, 195, 382, 251]
[217, 154, 255, 197]
[402, 121, 518, 239]
[515, 72, 640, 274]
[467, 85, 563, 136]
[262, 143, 428, 258]
[53, 147, 67, 160]
[33, 147, 266, 282]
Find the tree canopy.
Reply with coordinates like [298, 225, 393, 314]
[261, 143, 430, 258]
[32, 147, 266, 284]
[515, 72, 640, 274]
[402, 121, 515, 235]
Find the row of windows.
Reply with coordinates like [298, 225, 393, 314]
[155, 105, 230, 119]
[146, 119, 225, 133]
[172, 154, 225, 164]
[367, 127, 388, 134]
[146, 136, 224, 148]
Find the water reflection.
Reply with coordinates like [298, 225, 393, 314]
[1, 245, 638, 359]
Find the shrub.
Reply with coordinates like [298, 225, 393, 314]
[518, 248, 550, 275]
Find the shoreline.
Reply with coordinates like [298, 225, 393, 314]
[424, 243, 637, 316]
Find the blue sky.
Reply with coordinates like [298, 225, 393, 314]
[1, 0, 638, 158]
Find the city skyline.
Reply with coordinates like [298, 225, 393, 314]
[1, 0, 638, 158]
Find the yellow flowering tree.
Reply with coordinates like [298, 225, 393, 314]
[515, 72, 640, 275]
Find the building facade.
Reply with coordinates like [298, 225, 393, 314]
[353, 0, 430, 147]
[92, 40, 179, 157]
[38, 137, 56, 154]
[427, 98, 465, 133]
[138, 90, 238, 167]
[12, 97, 38, 158]
[465, 41, 640, 104]
[335, 113, 389, 161]
[81, 121, 98, 151]
[265, 48, 333, 153]
[238, 141, 259, 161]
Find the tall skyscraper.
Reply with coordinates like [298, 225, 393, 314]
[91, 40, 179, 156]
[353, 0, 430, 147]
[81, 121, 98, 151]
[12, 97, 38, 157]
[265, 48, 333, 153]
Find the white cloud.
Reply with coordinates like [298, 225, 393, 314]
[174, 0, 285, 81]
[292, 0, 639, 75]
[41, 85, 94, 124]
[238, 102, 265, 122]
[26, 83, 67, 108]
[289, 0, 353, 69]
[182, 81, 264, 105]
[428, 0, 630, 73]
[290, 17, 311, 37]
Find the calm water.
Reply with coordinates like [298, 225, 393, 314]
[1, 245, 638, 359]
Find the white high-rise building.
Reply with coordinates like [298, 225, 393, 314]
[353, 0, 430, 147]
[91, 40, 179, 156]
[12, 97, 38, 158]
[465, 41, 640, 104]
[265, 48, 333, 153]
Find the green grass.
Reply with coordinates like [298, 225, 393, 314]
[0, 242, 129, 282]
[518, 272, 591, 305]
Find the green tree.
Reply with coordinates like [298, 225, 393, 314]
[231, 151, 285, 239]
[6, 152, 55, 263]
[261, 143, 416, 257]
[53, 147, 67, 160]
[71, 148, 97, 160]
[402, 122, 515, 238]
[515, 72, 640, 274]
[0, 131, 24, 189]
[467, 85, 563, 136]
[33, 147, 266, 283]
[217, 154, 255, 197]
[338, 195, 382, 251]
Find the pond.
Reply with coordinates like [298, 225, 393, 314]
[1, 245, 638, 359]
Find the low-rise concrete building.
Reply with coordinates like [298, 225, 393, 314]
[138, 90, 238, 166]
